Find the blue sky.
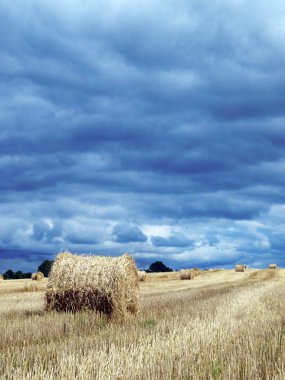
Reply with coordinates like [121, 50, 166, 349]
[1, 0, 285, 272]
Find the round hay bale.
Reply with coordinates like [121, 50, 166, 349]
[0, 274, 4, 281]
[180, 270, 193, 280]
[138, 270, 147, 282]
[192, 268, 201, 277]
[235, 265, 245, 272]
[45, 252, 139, 320]
[268, 264, 277, 269]
[31, 271, 44, 281]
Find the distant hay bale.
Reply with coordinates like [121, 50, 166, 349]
[45, 252, 139, 320]
[180, 270, 193, 280]
[31, 271, 44, 281]
[192, 268, 201, 277]
[0, 275, 4, 281]
[138, 270, 147, 282]
[235, 265, 245, 272]
[269, 264, 277, 269]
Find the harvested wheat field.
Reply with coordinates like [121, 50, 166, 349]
[1, 268, 285, 379]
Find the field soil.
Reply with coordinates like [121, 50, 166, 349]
[1, 269, 285, 379]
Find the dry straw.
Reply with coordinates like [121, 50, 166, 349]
[45, 252, 139, 320]
[0, 275, 4, 281]
[268, 264, 277, 269]
[138, 270, 147, 282]
[180, 270, 193, 280]
[31, 272, 44, 281]
[235, 265, 245, 272]
[180, 268, 202, 280]
[193, 268, 201, 277]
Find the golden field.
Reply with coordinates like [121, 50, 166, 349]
[1, 268, 285, 379]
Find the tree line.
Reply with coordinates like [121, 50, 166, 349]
[2, 259, 173, 279]
[2, 260, 54, 279]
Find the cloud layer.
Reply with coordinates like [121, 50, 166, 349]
[1, 0, 285, 272]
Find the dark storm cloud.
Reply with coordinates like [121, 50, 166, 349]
[151, 234, 194, 248]
[32, 220, 63, 242]
[0, 247, 52, 273]
[1, 0, 285, 270]
[112, 224, 147, 243]
[66, 235, 99, 245]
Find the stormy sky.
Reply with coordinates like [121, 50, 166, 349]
[1, 0, 285, 272]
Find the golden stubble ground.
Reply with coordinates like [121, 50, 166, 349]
[1, 269, 285, 379]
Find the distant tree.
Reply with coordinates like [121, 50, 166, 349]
[148, 261, 173, 273]
[23, 272, 32, 279]
[14, 271, 24, 279]
[3, 269, 14, 280]
[3, 270, 32, 280]
[38, 260, 54, 277]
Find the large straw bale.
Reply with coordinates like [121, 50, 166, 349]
[0, 275, 4, 281]
[138, 270, 147, 282]
[45, 252, 139, 319]
[268, 264, 277, 269]
[180, 270, 193, 280]
[31, 271, 44, 281]
[235, 264, 245, 272]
